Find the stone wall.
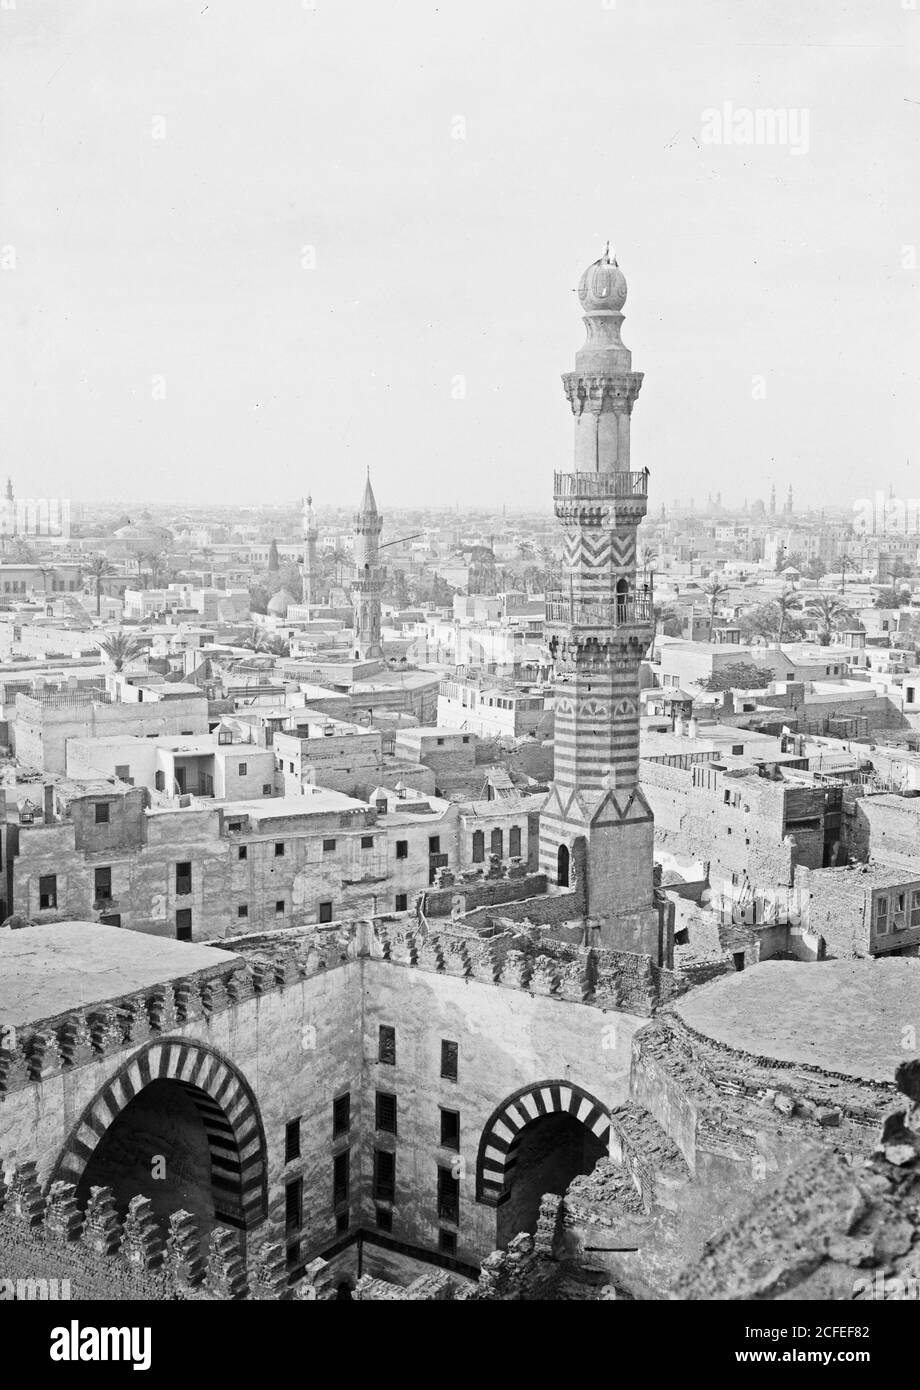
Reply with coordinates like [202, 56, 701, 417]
[0, 917, 668, 1275]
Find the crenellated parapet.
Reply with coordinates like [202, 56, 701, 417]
[0, 920, 673, 1100]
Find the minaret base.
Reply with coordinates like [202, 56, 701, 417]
[539, 784, 663, 959]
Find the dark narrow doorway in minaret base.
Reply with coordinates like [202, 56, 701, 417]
[557, 843, 570, 887]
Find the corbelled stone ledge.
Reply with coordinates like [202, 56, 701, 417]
[0, 918, 675, 1097]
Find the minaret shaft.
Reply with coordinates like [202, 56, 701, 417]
[539, 250, 661, 959]
[352, 477, 383, 660]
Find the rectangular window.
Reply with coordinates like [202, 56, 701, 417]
[373, 1149, 395, 1204]
[395, 893, 408, 912]
[274, 842, 285, 857]
[275, 899, 285, 915]
[94, 866, 112, 902]
[428, 835, 441, 855]
[238, 845, 247, 860]
[333, 1093, 351, 1138]
[237, 905, 248, 919]
[155, 770, 166, 792]
[440, 1108, 460, 1151]
[175, 909, 192, 941]
[439, 1229, 457, 1257]
[333, 1151, 349, 1208]
[440, 1039, 458, 1081]
[114, 764, 131, 783]
[509, 826, 522, 858]
[262, 784, 272, 795]
[318, 900, 333, 923]
[437, 1167, 460, 1224]
[176, 861, 192, 895]
[396, 840, 408, 859]
[322, 838, 336, 852]
[38, 874, 57, 910]
[376, 1091, 397, 1134]
[285, 1118, 301, 1162]
[911, 890, 920, 928]
[378, 1025, 396, 1065]
[361, 835, 373, 849]
[876, 895, 889, 934]
[375, 1206, 393, 1233]
[285, 1177, 303, 1232]
[238, 762, 248, 776]
[95, 802, 111, 824]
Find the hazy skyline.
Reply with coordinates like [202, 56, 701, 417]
[2, 0, 917, 510]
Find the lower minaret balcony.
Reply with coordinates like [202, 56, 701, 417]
[544, 591, 654, 659]
[545, 591, 653, 628]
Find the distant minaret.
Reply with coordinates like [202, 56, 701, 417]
[769, 484, 776, 516]
[785, 485, 793, 516]
[5, 478, 15, 537]
[352, 472, 383, 659]
[542, 247, 660, 958]
[302, 494, 319, 607]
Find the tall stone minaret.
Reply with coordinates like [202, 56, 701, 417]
[302, 494, 319, 607]
[352, 472, 383, 659]
[541, 247, 661, 958]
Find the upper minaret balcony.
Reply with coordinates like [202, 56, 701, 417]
[553, 469, 649, 526]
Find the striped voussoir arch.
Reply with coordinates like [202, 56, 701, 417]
[51, 1037, 268, 1230]
[476, 1080, 611, 1205]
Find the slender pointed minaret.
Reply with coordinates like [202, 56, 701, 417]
[302, 494, 319, 607]
[542, 247, 661, 958]
[352, 472, 383, 659]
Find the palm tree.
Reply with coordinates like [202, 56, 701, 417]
[264, 635, 291, 657]
[98, 630, 145, 672]
[137, 549, 166, 588]
[86, 555, 115, 616]
[8, 536, 36, 563]
[808, 594, 851, 645]
[242, 625, 267, 653]
[701, 575, 729, 640]
[640, 544, 658, 580]
[838, 549, 857, 595]
[773, 586, 801, 647]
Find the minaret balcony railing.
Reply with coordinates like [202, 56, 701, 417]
[544, 591, 654, 627]
[553, 470, 648, 500]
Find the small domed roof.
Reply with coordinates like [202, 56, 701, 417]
[267, 587, 295, 615]
[578, 245, 627, 313]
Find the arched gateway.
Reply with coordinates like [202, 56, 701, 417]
[51, 1038, 268, 1232]
[477, 1081, 612, 1244]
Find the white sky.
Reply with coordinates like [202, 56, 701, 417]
[1, 0, 917, 512]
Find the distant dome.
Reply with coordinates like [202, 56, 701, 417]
[267, 588, 295, 615]
[578, 248, 628, 313]
[113, 520, 173, 543]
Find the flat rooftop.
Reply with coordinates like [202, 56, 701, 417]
[0, 922, 238, 1027]
[674, 958, 920, 1083]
